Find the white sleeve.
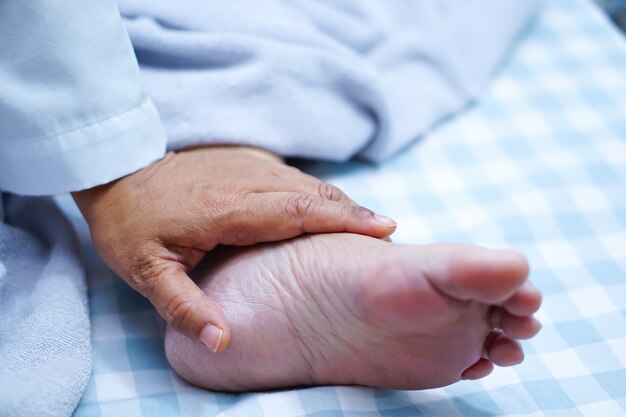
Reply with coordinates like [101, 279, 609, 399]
[0, 0, 166, 195]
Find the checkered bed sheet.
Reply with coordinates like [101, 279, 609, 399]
[73, 0, 626, 415]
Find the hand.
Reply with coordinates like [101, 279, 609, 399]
[73, 146, 396, 352]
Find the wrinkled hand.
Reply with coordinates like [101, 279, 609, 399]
[73, 146, 396, 353]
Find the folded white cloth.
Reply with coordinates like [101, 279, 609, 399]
[0, 195, 90, 417]
[121, 0, 541, 162]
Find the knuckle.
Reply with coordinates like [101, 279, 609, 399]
[164, 292, 202, 332]
[317, 182, 345, 201]
[197, 188, 230, 215]
[287, 194, 320, 219]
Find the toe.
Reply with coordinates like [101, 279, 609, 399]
[486, 333, 524, 367]
[500, 313, 542, 339]
[461, 358, 494, 380]
[502, 281, 542, 316]
[421, 244, 530, 304]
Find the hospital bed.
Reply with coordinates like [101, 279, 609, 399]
[71, 0, 626, 415]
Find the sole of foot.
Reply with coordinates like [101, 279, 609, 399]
[165, 233, 541, 392]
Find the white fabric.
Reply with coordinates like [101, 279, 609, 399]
[0, 0, 166, 195]
[120, 0, 540, 163]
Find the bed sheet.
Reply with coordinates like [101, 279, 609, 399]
[73, 0, 626, 415]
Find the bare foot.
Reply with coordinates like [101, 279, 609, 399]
[165, 234, 541, 392]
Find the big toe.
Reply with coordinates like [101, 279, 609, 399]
[419, 244, 530, 304]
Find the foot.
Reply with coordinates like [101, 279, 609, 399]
[164, 234, 541, 391]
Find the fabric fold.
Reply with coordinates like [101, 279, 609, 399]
[0, 100, 166, 195]
[120, 0, 541, 163]
[0, 196, 91, 417]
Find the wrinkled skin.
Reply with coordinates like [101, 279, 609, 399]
[73, 146, 396, 351]
[165, 233, 541, 392]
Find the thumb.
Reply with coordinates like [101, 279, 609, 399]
[145, 265, 231, 353]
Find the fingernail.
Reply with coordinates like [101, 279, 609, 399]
[200, 324, 224, 353]
[374, 213, 397, 227]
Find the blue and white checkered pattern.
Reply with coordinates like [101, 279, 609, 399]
[73, 0, 626, 415]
